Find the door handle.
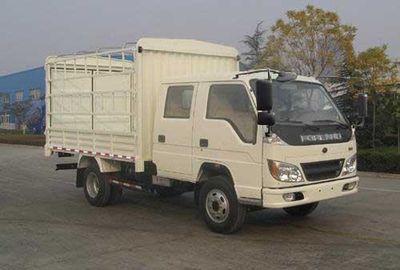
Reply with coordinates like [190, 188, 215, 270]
[158, 135, 166, 143]
[200, 138, 208, 147]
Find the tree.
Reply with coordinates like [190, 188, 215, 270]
[0, 92, 10, 127]
[259, 5, 356, 78]
[354, 46, 398, 88]
[10, 99, 32, 133]
[241, 21, 266, 69]
[380, 94, 400, 152]
[352, 45, 398, 149]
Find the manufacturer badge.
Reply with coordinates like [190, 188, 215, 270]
[300, 133, 342, 143]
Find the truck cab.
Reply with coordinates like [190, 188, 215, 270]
[153, 69, 361, 233]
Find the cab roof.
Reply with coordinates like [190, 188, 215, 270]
[162, 69, 322, 85]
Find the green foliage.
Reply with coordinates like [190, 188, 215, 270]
[242, 5, 400, 152]
[241, 21, 266, 68]
[341, 45, 399, 150]
[351, 45, 398, 96]
[357, 148, 400, 173]
[258, 5, 356, 77]
[354, 93, 399, 148]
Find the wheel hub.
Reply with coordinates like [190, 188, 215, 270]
[86, 172, 100, 199]
[205, 189, 230, 223]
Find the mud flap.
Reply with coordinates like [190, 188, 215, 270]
[76, 168, 85, 188]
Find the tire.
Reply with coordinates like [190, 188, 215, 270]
[283, 202, 319, 217]
[83, 165, 111, 207]
[194, 185, 201, 207]
[108, 185, 123, 205]
[199, 176, 247, 234]
[154, 186, 185, 197]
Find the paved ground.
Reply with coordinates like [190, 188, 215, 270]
[0, 144, 399, 270]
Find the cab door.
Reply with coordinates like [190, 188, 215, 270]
[192, 82, 263, 200]
[153, 84, 197, 180]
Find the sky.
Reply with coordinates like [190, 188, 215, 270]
[0, 0, 399, 75]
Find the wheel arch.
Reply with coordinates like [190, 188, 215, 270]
[76, 155, 121, 188]
[196, 162, 234, 186]
[77, 155, 121, 173]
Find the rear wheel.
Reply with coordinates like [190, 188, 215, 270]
[199, 176, 246, 234]
[283, 202, 319, 217]
[83, 165, 111, 207]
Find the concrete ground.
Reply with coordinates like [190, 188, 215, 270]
[0, 144, 399, 270]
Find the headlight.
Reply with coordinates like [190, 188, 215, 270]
[268, 160, 304, 182]
[342, 154, 357, 175]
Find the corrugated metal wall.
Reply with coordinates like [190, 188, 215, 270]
[0, 67, 45, 133]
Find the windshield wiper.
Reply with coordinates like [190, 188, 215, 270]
[312, 120, 349, 129]
[277, 120, 320, 131]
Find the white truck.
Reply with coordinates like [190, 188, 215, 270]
[45, 38, 367, 233]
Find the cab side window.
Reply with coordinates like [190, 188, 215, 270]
[164, 85, 194, 119]
[207, 84, 257, 144]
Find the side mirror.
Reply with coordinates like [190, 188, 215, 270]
[256, 80, 273, 111]
[258, 111, 275, 126]
[276, 71, 297, 82]
[357, 93, 368, 118]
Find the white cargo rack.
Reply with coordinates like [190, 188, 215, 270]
[45, 38, 240, 171]
[45, 45, 137, 161]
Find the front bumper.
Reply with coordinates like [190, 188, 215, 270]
[262, 176, 359, 208]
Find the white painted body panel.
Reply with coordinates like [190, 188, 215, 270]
[153, 80, 263, 200]
[135, 39, 238, 170]
[262, 139, 357, 189]
[45, 38, 239, 171]
[152, 74, 358, 204]
[191, 81, 263, 199]
[262, 176, 359, 208]
[152, 83, 199, 180]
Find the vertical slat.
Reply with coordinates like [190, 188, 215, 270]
[84, 56, 87, 74]
[96, 50, 99, 74]
[108, 54, 112, 73]
[122, 52, 125, 72]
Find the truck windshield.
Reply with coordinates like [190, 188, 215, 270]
[250, 80, 347, 126]
[272, 81, 347, 125]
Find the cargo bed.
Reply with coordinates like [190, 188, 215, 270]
[45, 38, 239, 171]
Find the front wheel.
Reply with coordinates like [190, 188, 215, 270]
[199, 176, 247, 234]
[283, 202, 319, 217]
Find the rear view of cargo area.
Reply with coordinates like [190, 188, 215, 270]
[45, 38, 239, 170]
[45, 47, 136, 160]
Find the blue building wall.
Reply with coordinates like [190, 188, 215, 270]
[0, 67, 45, 133]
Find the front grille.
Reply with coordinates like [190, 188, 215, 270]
[301, 159, 344, 181]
